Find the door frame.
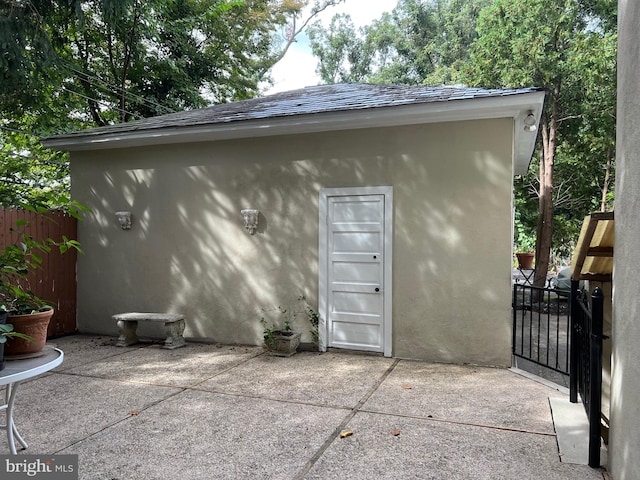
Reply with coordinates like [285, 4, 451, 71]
[318, 186, 393, 357]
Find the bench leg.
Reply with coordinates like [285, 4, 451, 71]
[163, 320, 186, 349]
[116, 320, 139, 347]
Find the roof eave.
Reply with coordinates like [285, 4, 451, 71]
[43, 91, 545, 174]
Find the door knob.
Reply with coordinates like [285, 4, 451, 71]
[375, 287, 380, 292]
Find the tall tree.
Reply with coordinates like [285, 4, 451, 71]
[308, 0, 489, 86]
[0, 0, 343, 207]
[465, 0, 616, 282]
[307, 13, 372, 83]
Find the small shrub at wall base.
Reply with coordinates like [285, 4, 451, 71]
[298, 295, 320, 347]
[260, 313, 301, 357]
[260, 295, 320, 356]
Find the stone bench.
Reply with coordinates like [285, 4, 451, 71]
[113, 312, 186, 350]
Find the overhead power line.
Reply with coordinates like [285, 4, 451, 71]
[0, 125, 43, 139]
[62, 62, 176, 116]
[1, 151, 68, 166]
[60, 86, 144, 120]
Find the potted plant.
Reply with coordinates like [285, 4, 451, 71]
[0, 215, 81, 356]
[515, 235, 536, 270]
[260, 304, 302, 357]
[0, 310, 34, 370]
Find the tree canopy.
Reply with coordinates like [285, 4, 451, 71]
[465, 0, 616, 278]
[0, 0, 342, 207]
[308, 0, 490, 85]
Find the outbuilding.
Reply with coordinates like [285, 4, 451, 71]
[44, 83, 545, 365]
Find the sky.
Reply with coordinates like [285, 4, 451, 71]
[265, 0, 399, 94]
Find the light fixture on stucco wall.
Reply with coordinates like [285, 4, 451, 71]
[115, 211, 132, 230]
[523, 111, 537, 132]
[241, 209, 259, 235]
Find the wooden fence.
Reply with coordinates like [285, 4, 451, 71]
[0, 207, 78, 337]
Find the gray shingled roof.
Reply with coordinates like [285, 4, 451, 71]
[47, 83, 543, 141]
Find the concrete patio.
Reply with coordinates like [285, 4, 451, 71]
[3, 335, 606, 479]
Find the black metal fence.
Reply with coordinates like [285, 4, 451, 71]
[512, 280, 605, 468]
[570, 281, 605, 468]
[512, 284, 571, 375]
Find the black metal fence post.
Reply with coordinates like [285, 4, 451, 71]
[569, 279, 579, 403]
[588, 287, 604, 468]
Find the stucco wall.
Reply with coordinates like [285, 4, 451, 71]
[610, 0, 640, 477]
[71, 118, 514, 365]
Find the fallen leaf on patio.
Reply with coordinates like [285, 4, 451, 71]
[391, 429, 401, 436]
[129, 410, 140, 415]
[339, 430, 353, 438]
[401, 385, 412, 389]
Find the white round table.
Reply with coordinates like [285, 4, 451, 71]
[0, 347, 64, 454]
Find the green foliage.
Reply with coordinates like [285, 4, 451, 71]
[259, 295, 319, 347]
[1, 1, 284, 123]
[298, 295, 320, 346]
[308, 0, 489, 85]
[1, 0, 325, 206]
[260, 307, 293, 348]
[0, 127, 72, 208]
[464, 0, 616, 271]
[0, 215, 83, 315]
[0, 323, 34, 345]
[1, 1, 347, 206]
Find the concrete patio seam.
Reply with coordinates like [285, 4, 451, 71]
[185, 350, 268, 389]
[52, 345, 150, 372]
[187, 386, 355, 411]
[49, 378, 187, 455]
[52, 370, 190, 390]
[54, 369, 359, 412]
[358, 408, 558, 437]
[292, 358, 401, 480]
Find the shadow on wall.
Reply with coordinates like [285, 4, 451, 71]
[72, 119, 513, 360]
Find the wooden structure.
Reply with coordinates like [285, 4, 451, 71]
[570, 211, 614, 455]
[0, 207, 78, 337]
[571, 212, 614, 281]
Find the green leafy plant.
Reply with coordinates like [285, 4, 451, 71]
[260, 295, 320, 348]
[298, 295, 320, 346]
[514, 221, 536, 254]
[260, 306, 294, 349]
[0, 209, 82, 315]
[0, 323, 34, 344]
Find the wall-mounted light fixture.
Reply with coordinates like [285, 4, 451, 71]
[115, 211, 132, 230]
[523, 110, 537, 132]
[241, 209, 259, 235]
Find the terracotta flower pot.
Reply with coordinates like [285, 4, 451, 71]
[4, 309, 54, 356]
[516, 252, 535, 270]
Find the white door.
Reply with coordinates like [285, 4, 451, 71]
[319, 188, 392, 356]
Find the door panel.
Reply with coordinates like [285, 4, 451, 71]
[333, 262, 380, 283]
[328, 195, 385, 352]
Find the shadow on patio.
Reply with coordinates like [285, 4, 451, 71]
[3, 335, 606, 479]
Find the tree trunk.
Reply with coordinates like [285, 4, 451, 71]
[600, 146, 613, 212]
[534, 97, 558, 288]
